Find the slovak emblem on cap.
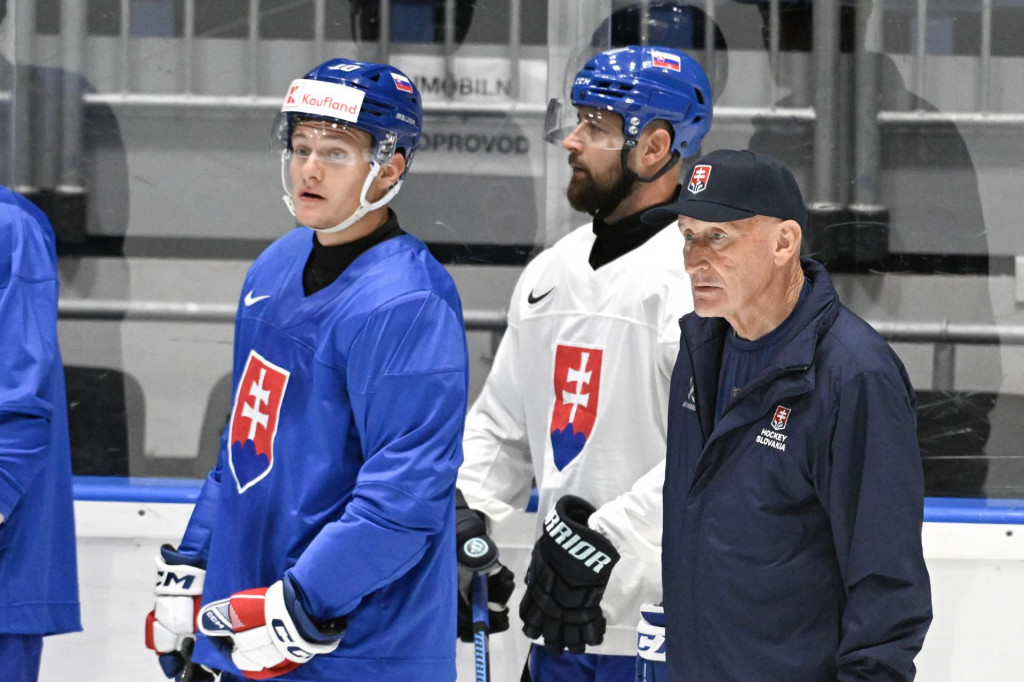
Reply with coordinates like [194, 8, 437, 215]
[688, 164, 711, 194]
[771, 405, 792, 430]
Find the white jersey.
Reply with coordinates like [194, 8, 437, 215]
[459, 221, 693, 655]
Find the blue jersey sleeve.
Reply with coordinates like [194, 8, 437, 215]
[287, 291, 468, 619]
[0, 200, 60, 521]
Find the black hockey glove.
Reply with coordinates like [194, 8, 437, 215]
[456, 489, 516, 642]
[519, 495, 621, 654]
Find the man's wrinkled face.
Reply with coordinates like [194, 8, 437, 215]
[679, 214, 778, 322]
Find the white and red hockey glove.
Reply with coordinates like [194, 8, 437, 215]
[198, 575, 344, 680]
[145, 544, 207, 679]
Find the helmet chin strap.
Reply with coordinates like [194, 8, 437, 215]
[591, 144, 681, 221]
[281, 158, 404, 235]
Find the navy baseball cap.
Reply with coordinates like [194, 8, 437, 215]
[642, 148, 807, 229]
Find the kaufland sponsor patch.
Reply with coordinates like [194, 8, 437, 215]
[651, 50, 681, 72]
[391, 72, 414, 93]
[281, 78, 364, 123]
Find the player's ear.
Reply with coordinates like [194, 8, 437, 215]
[378, 152, 405, 184]
[638, 125, 673, 169]
[369, 152, 405, 202]
[774, 218, 802, 264]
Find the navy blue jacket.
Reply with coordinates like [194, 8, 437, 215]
[663, 259, 931, 681]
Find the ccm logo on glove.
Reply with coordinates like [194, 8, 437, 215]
[543, 505, 614, 573]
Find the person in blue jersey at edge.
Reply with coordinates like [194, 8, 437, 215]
[143, 57, 469, 682]
[455, 43, 713, 682]
[645, 149, 932, 681]
[0, 185, 82, 681]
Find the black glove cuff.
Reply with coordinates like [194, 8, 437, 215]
[455, 488, 499, 570]
[160, 543, 207, 570]
[537, 495, 620, 587]
[455, 489, 488, 543]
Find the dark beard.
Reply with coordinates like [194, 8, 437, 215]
[566, 168, 622, 214]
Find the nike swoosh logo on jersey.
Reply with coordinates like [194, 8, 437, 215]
[527, 287, 555, 305]
[244, 291, 271, 306]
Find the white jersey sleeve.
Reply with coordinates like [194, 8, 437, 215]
[458, 272, 536, 522]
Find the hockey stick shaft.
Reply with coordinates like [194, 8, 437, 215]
[471, 572, 490, 682]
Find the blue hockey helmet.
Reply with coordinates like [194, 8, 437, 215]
[546, 45, 712, 160]
[272, 57, 423, 176]
[272, 57, 423, 232]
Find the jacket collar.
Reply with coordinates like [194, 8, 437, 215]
[681, 258, 841, 439]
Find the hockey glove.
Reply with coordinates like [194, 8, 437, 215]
[198, 575, 344, 680]
[520, 494, 621, 654]
[635, 602, 667, 682]
[456, 489, 515, 642]
[145, 544, 207, 679]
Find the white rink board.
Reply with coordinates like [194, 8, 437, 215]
[36, 500, 1024, 681]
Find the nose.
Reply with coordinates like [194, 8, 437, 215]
[562, 123, 585, 153]
[683, 241, 709, 275]
[300, 154, 324, 182]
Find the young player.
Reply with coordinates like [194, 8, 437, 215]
[0, 184, 82, 682]
[454, 45, 713, 680]
[144, 57, 469, 681]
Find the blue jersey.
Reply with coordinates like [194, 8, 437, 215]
[0, 186, 81, 635]
[183, 228, 468, 681]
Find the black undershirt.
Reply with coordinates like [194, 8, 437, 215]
[588, 203, 677, 270]
[302, 209, 405, 295]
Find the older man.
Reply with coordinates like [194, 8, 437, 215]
[644, 149, 932, 681]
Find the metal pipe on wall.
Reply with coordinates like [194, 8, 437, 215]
[914, 0, 927, 109]
[979, 0, 992, 112]
[508, 0, 522, 100]
[444, 0, 456, 101]
[248, 0, 260, 96]
[811, 0, 839, 206]
[56, 0, 89, 242]
[59, 0, 87, 193]
[853, 0, 881, 208]
[379, 0, 391, 64]
[11, 0, 36, 193]
[313, 0, 326, 65]
[119, 0, 131, 93]
[183, 0, 196, 94]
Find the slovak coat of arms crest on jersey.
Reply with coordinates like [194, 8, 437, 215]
[228, 350, 290, 492]
[550, 344, 603, 470]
